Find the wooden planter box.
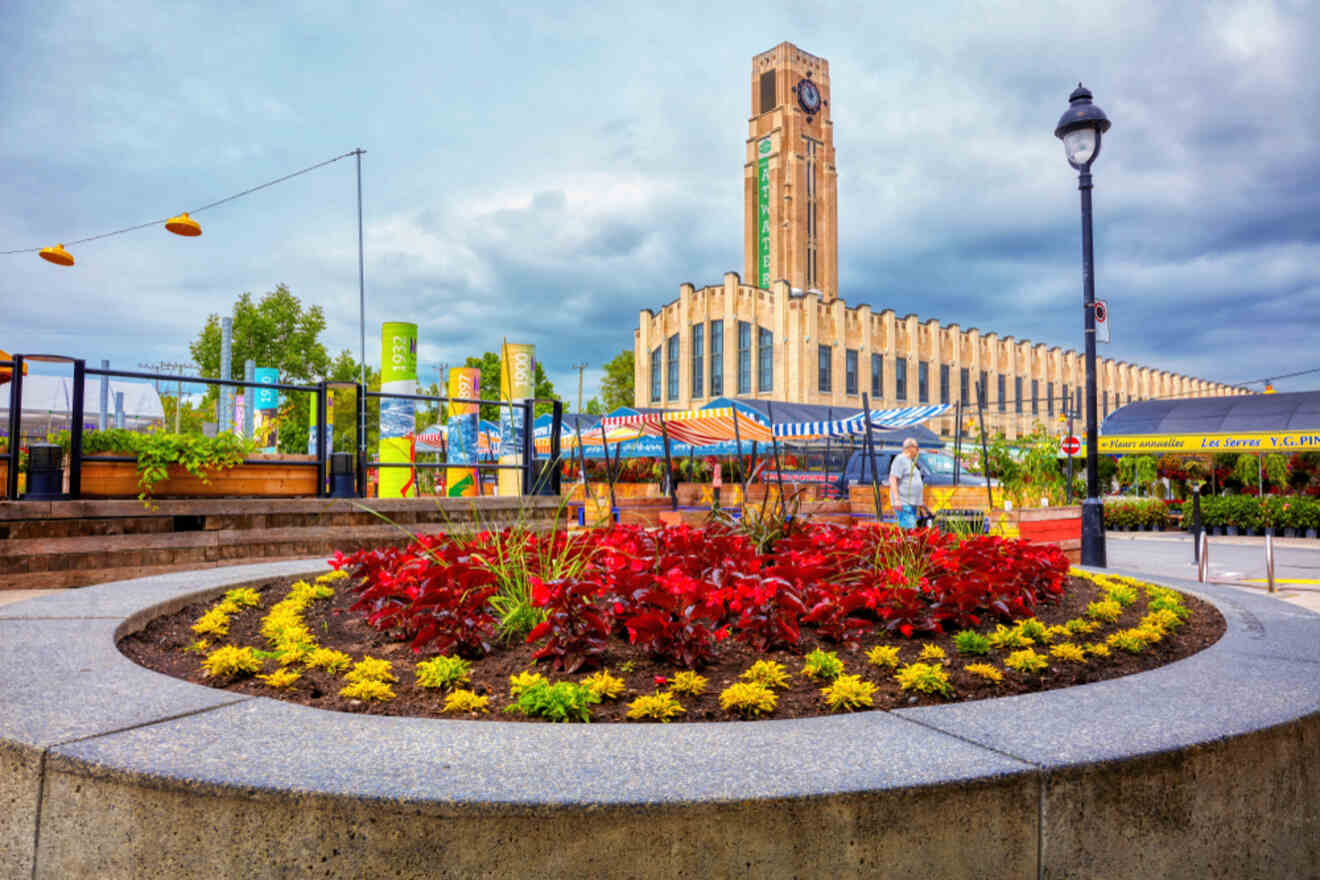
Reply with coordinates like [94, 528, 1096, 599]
[81, 454, 318, 498]
[674, 482, 744, 507]
[1016, 506, 1083, 542]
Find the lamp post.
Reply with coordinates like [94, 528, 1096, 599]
[1055, 83, 1111, 568]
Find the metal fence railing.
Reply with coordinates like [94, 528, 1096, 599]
[1, 353, 565, 501]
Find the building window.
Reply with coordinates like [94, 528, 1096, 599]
[1062, 384, 1071, 415]
[1103, 391, 1109, 416]
[690, 324, 704, 398]
[737, 321, 751, 395]
[845, 349, 858, 395]
[998, 374, 1006, 413]
[1031, 380, 1039, 416]
[1015, 377, 1023, 414]
[650, 346, 661, 403]
[979, 370, 988, 405]
[960, 367, 970, 405]
[918, 361, 929, 404]
[666, 334, 679, 401]
[1047, 382, 1054, 417]
[871, 354, 883, 399]
[939, 364, 949, 404]
[804, 136, 820, 289]
[818, 344, 832, 393]
[758, 328, 774, 392]
[709, 320, 723, 396]
[896, 359, 908, 402]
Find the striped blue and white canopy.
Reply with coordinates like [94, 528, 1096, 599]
[772, 404, 952, 438]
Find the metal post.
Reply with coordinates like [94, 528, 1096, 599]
[1191, 487, 1203, 564]
[355, 149, 368, 469]
[355, 382, 367, 497]
[1257, 453, 1263, 496]
[520, 399, 534, 495]
[953, 400, 962, 485]
[976, 380, 994, 515]
[243, 360, 256, 438]
[6, 354, 23, 499]
[731, 404, 748, 504]
[548, 399, 563, 496]
[1198, 530, 1209, 583]
[824, 407, 834, 499]
[661, 419, 677, 511]
[599, 423, 618, 514]
[114, 392, 125, 429]
[69, 359, 85, 499]
[861, 392, 883, 518]
[766, 401, 787, 519]
[99, 359, 109, 431]
[315, 382, 329, 498]
[1265, 529, 1276, 593]
[1066, 395, 1076, 503]
[220, 316, 233, 430]
[1079, 165, 1107, 567]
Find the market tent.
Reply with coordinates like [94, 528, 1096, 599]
[415, 419, 501, 454]
[772, 404, 953, 438]
[601, 398, 773, 446]
[1096, 391, 1320, 454]
[1, 374, 164, 438]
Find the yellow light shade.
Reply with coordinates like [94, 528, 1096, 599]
[39, 244, 74, 266]
[0, 349, 28, 384]
[165, 212, 202, 236]
[1265, 383, 1276, 394]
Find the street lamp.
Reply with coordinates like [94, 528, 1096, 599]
[1055, 83, 1111, 567]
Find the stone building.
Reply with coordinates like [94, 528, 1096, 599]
[633, 42, 1245, 438]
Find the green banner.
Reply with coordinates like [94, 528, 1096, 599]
[757, 137, 771, 288]
[379, 322, 418, 498]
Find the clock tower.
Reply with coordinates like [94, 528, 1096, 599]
[744, 42, 839, 300]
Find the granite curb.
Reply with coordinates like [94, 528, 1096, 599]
[2, 559, 1318, 878]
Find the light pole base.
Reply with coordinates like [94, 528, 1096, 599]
[1082, 497, 1107, 567]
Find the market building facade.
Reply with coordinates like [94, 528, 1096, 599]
[633, 42, 1246, 438]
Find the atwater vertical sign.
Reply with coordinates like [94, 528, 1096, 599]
[379, 322, 418, 498]
[757, 137, 772, 288]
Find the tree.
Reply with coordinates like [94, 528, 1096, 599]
[191, 285, 332, 453]
[584, 397, 603, 415]
[600, 349, 635, 412]
[462, 352, 559, 422]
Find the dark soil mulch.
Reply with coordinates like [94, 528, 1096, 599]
[119, 572, 1225, 723]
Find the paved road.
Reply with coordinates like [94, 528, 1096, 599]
[1105, 532, 1320, 614]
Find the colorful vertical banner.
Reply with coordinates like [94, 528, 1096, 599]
[445, 367, 481, 497]
[253, 367, 280, 453]
[498, 342, 536, 496]
[307, 392, 334, 455]
[378, 322, 418, 498]
[757, 137, 771, 288]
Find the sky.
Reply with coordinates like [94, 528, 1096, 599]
[3, 0, 1317, 405]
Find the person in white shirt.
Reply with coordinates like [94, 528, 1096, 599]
[888, 437, 924, 529]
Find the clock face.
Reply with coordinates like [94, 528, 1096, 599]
[797, 79, 821, 114]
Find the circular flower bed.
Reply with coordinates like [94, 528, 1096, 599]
[120, 523, 1224, 722]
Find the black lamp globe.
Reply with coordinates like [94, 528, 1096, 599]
[1054, 84, 1111, 169]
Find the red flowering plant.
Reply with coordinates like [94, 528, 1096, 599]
[525, 575, 610, 672]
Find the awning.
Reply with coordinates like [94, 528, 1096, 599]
[773, 404, 953, 438]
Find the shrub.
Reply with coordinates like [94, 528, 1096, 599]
[986, 624, 1032, 649]
[304, 648, 353, 675]
[1015, 618, 1049, 644]
[1106, 629, 1153, 653]
[414, 655, 472, 690]
[625, 692, 686, 722]
[1064, 618, 1100, 636]
[1049, 643, 1087, 663]
[581, 670, 626, 700]
[224, 587, 263, 609]
[964, 662, 1004, 683]
[1086, 642, 1111, 658]
[339, 679, 395, 701]
[866, 645, 902, 668]
[1103, 583, 1138, 607]
[192, 607, 232, 638]
[719, 682, 778, 717]
[953, 631, 991, 655]
[1003, 649, 1048, 674]
[442, 690, 490, 714]
[201, 645, 262, 678]
[670, 670, 709, 696]
[509, 671, 549, 698]
[505, 681, 600, 722]
[345, 657, 397, 684]
[917, 644, 947, 662]
[740, 660, 791, 690]
[1086, 600, 1122, 623]
[821, 675, 877, 712]
[894, 662, 953, 697]
[258, 667, 301, 688]
[802, 649, 845, 680]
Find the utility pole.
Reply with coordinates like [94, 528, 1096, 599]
[572, 362, 588, 413]
[140, 360, 197, 433]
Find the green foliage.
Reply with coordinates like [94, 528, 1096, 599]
[866, 645, 901, 668]
[1015, 618, 1049, 644]
[339, 679, 396, 701]
[509, 670, 549, 698]
[821, 674, 877, 712]
[1104, 582, 1138, 607]
[583, 397, 604, 416]
[894, 662, 954, 696]
[625, 691, 686, 721]
[1049, 643, 1087, 663]
[964, 662, 1004, 683]
[952, 630, 991, 655]
[600, 349, 636, 412]
[345, 657, 397, 684]
[305, 648, 353, 675]
[223, 587, 262, 609]
[442, 690, 490, 714]
[1086, 600, 1122, 624]
[505, 680, 600, 722]
[581, 670, 626, 700]
[669, 670, 708, 696]
[414, 655, 473, 690]
[802, 649, 845, 680]
[257, 667, 301, 688]
[986, 624, 1033, 649]
[982, 425, 1067, 507]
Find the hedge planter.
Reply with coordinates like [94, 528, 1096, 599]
[81, 454, 318, 498]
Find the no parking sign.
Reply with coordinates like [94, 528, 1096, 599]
[1094, 300, 1110, 343]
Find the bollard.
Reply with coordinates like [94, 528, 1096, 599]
[329, 452, 356, 498]
[1197, 530, 1209, 583]
[25, 444, 64, 500]
[1265, 529, 1276, 594]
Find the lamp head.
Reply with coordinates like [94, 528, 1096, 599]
[1054, 83, 1111, 169]
[165, 212, 202, 236]
[39, 244, 74, 266]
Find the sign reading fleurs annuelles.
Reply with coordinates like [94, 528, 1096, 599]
[1081, 431, 1320, 454]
